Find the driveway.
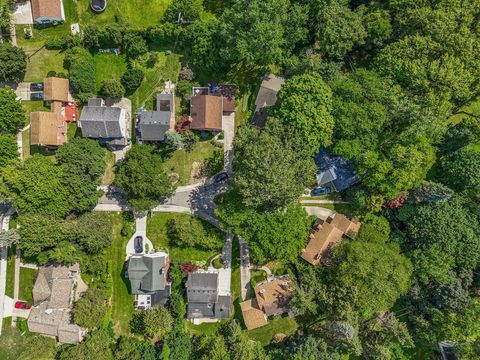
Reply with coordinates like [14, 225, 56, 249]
[0, 206, 13, 335]
[12, 1, 33, 25]
[222, 112, 235, 174]
[15, 83, 32, 101]
[239, 236, 252, 301]
[125, 214, 154, 260]
[303, 206, 335, 220]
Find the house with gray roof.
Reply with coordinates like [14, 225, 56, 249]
[314, 148, 359, 192]
[79, 98, 127, 148]
[126, 252, 171, 309]
[28, 264, 88, 344]
[187, 270, 231, 321]
[252, 74, 285, 128]
[137, 93, 175, 142]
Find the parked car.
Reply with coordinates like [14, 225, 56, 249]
[30, 82, 44, 91]
[213, 172, 228, 183]
[134, 236, 143, 253]
[14, 301, 31, 310]
[30, 92, 44, 101]
[311, 187, 333, 196]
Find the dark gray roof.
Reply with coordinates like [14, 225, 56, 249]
[188, 302, 215, 318]
[316, 168, 337, 187]
[156, 93, 174, 112]
[151, 285, 171, 307]
[188, 272, 218, 290]
[215, 295, 231, 319]
[138, 111, 171, 141]
[80, 106, 123, 138]
[315, 148, 359, 192]
[87, 98, 104, 107]
[127, 253, 167, 295]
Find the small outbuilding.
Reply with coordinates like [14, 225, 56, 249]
[31, 0, 65, 24]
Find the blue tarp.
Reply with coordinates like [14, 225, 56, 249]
[314, 149, 359, 192]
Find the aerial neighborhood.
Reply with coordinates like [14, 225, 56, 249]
[0, 0, 479, 360]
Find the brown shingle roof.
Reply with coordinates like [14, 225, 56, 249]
[30, 111, 67, 146]
[300, 214, 361, 266]
[31, 0, 64, 21]
[240, 299, 268, 330]
[254, 275, 292, 317]
[44, 77, 69, 102]
[190, 95, 223, 130]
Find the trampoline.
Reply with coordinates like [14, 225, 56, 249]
[90, 0, 107, 13]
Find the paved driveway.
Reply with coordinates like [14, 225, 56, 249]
[15, 83, 32, 101]
[222, 112, 235, 173]
[12, 1, 33, 25]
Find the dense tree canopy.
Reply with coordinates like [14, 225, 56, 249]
[219, 0, 307, 67]
[64, 47, 96, 98]
[232, 119, 316, 210]
[116, 144, 175, 211]
[439, 148, 480, 191]
[131, 307, 173, 340]
[0, 134, 18, 167]
[0, 43, 26, 83]
[73, 288, 107, 329]
[274, 73, 334, 153]
[0, 87, 26, 134]
[57, 329, 114, 360]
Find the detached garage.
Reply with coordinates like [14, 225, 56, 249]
[31, 0, 65, 24]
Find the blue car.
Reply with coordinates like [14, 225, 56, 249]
[311, 187, 333, 196]
[30, 92, 44, 100]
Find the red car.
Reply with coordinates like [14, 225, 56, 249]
[14, 301, 31, 310]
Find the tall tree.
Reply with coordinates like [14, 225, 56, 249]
[0, 43, 26, 83]
[274, 73, 334, 153]
[0, 134, 18, 166]
[439, 149, 480, 191]
[0, 87, 26, 133]
[57, 329, 114, 360]
[233, 120, 316, 210]
[219, 0, 307, 67]
[73, 288, 107, 329]
[115, 144, 175, 211]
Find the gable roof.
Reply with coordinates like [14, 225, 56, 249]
[43, 77, 69, 102]
[315, 149, 359, 192]
[127, 252, 168, 295]
[138, 111, 171, 141]
[187, 271, 218, 303]
[80, 106, 123, 138]
[32, 265, 79, 309]
[30, 111, 67, 146]
[240, 299, 268, 330]
[190, 95, 223, 130]
[254, 275, 292, 317]
[254, 74, 285, 110]
[300, 214, 361, 266]
[31, 0, 64, 21]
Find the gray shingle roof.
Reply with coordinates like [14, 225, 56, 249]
[80, 106, 123, 138]
[127, 253, 167, 295]
[138, 112, 171, 141]
[187, 271, 231, 319]
[156, 93, 174, 112]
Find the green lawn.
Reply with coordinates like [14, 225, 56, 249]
[5, 247, 15, 298]
[101, 149, 116, 185]
[22, 101, 50, 115]
[250, 269, 267, 288]
[245, 315, 298, 346]
[19, 268, 37, 303]
[24, 49, 66, 82]
[106, 212, 135, 336]
[449, 96, 480, 124]
[67, 122, 80, 140]
[184, 321, 223, 336]
[147, 213, 222, 263]
[0, 324, 56, 360]
[162, 141, 223, 186]
[94, 53, 128, 92]
[76, 0, 172, 27]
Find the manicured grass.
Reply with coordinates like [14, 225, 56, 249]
[184, 321, 223, 336]
[67, 122, 80, 140]
[21, 128, 30, 160]
[24, 49, 66, 82]
[76, 0, 172, 27]
[22, 101, 50, 115]
[106, 212, 135, 336]
[162, 141, 223, 186]
[19, 268, 37, 303]
[147, 213, 222, 264]
[94, 53, 128, 92]
[5, 247, 15, 298]
[0, 324, 56, 360]
[130, 53, 181, 112]
[250, 269, 267, 288]
[235, 92, 253, 129]
[101, 149, 116, 185]
[263, 260, 287, 277]
[245, 315, 298, 346]
[300, 193, 343, 201]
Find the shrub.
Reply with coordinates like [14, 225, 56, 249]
[121, 68, 144, 94]
[65, 47, 96, 96]
[45, 36, 68, 50]
[100, 79, 125, 99]
[125, 34, 148, 59]
[82, 24, 101, 49]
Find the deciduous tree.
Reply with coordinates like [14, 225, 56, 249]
[0, 87, 26, 133]
[0, 42, 26, 83]
[73, 288, 107, 329]
[0, 134, 18, 166]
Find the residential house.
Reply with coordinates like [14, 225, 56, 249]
[186, 270, 231, 321]
[300, 213, 361, 266]
[30, 111, 67, 147]
[240, 298, 268, 330]
[126, 252, 171, 309]
[137, 93, 175, 142]
[252, 74, 285, 128]
[189, 84, 235, 131]
[28, 264, 88, 344]
[43, 77, 69, 104]
[254, 274, 292, 317]
[31, 0, 65, 24]
[315, 149, 359, 192]
[79, 98, 128, 149]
